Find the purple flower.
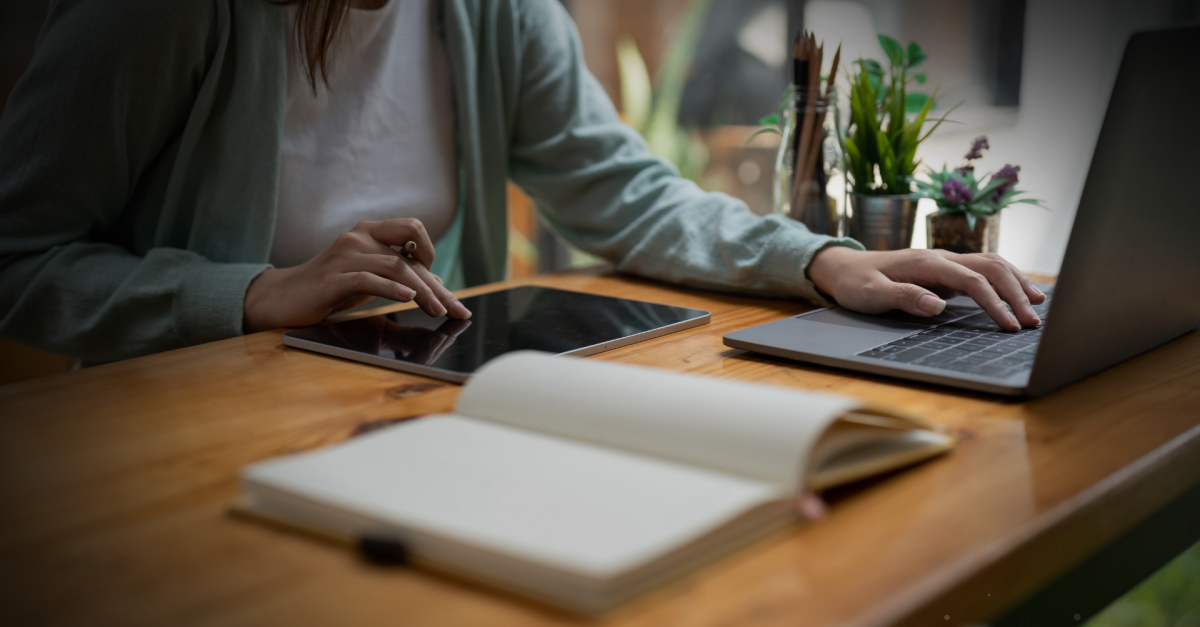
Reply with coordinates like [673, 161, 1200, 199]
[964, 136, 990, 161]
[991, 164, 1020, 202]
[942, 178, 973, 206]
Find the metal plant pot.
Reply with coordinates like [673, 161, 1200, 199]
[847, 194, 917, 250]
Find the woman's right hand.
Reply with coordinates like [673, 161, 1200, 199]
[242, 218, 471, 333]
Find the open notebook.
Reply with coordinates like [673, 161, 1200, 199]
[240, 351, 952, 614]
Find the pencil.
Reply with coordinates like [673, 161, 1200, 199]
[791, 33, 822, 215]
[801, 43, 840, 211]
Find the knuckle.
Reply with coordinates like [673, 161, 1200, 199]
[352, 220, 375, 232]
[911, 249, 941, 264]
[411, 281, 434, 301]
[861, 278, 890, 297]
[964, 271, 989, 288]
[982, 258, 1007, 273]
[347, 271, 370, 291]
[898, 283, 926, 308]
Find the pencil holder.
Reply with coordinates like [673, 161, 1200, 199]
[774, 88, 839, 236]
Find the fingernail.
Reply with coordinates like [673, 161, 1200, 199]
[449, 301, 472, 320]
[396, 285, 415, 302]
[1031, 313, 1042, 326]
[918, 294, 946, 315]
[433, 302, 447, 317]
[1006, 313, 1020, 329]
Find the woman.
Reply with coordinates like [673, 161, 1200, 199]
[0, 0, 1043, 365]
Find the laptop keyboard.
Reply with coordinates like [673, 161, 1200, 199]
[855, 297, 1053, 379]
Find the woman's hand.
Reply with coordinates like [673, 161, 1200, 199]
[242, 219, 471, 333]
[806, 246, 1046, 332]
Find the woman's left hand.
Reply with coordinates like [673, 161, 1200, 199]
[805, 246, 1046, 332]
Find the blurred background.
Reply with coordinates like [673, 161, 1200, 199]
[1, 1, 1199, 623]
[0, 3, 1197, 348]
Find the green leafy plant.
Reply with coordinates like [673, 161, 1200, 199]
[916, 136, 1046, 230]
[616, 0, 712, 183]
[838, 35, 955, 196]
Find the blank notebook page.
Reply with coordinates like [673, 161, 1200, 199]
[245, 416, 781, 579]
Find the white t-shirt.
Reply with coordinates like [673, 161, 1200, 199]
[271, 0, 459, 270]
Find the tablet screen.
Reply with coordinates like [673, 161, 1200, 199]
[283, 286, 710, 380]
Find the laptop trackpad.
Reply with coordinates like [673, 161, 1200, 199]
[804, 302, 980, 333]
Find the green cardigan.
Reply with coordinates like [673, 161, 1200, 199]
[0, 0, 861, 363]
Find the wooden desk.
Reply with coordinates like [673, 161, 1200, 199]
[2, 273, 1198, 626]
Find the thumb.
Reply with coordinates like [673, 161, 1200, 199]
[883, 281, 947, 317]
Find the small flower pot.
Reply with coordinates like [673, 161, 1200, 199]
[847, 194, 917, 250]
[927, 212, 1000, 254]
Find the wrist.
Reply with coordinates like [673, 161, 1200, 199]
[806, 244, 858, 298]
[243, 267, 284, 334]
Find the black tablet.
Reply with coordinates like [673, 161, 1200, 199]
[281, 286, 711, 382]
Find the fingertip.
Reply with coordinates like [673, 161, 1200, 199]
[917, 293, 946, 316]
[396, 284, 416, 302]
[449, 300, 472, 320]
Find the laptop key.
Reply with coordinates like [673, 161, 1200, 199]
[917, 352, 959, 365]
[886, 348, 937, 362]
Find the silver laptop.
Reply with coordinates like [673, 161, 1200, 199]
[724, 26, 1200, 397]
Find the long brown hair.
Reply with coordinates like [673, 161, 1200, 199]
[276, 0, 355, 89]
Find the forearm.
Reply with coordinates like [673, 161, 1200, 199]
[531, 163, 863, 301]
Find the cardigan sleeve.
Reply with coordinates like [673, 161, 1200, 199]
[504, 0, 863, 301]
[0, 0, 269, 363]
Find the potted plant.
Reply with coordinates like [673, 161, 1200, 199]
[917, 136, 1045, 254]
[838, 35, 952, 250]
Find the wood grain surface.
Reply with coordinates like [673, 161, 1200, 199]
[1, 272, 1198, 627]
